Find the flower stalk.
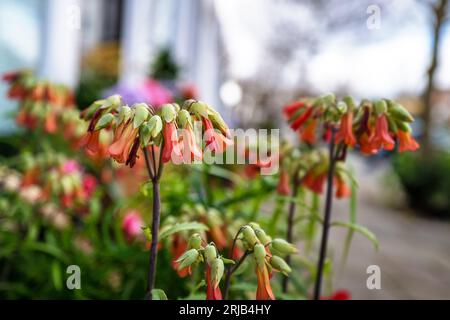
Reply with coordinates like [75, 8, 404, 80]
[313, 128, 337, 300]
[282, 175, 300, 293]
[144, 146, 164, 300]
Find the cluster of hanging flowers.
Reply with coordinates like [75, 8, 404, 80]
[235, 223, 297, 300]
[20, 155, 97, 210]
[2, 70, 76, 133]
[175, 234, 228, 300]
[283, 94, 420, 153]
[276, 146, 353, 199]
[79, 95, 232, 168]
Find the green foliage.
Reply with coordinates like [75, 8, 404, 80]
[393, 151, 450, 218]
[149, 49, 180, 81]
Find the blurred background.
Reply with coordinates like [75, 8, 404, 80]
[0, 0, 449, 299]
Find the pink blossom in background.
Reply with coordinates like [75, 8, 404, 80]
[122, 210, 144, 242]
[82, 174, 97, 197]
[61, 160, 81, 174]
[140, 79, 173, 107]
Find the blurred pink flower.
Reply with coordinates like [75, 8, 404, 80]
[122, 210, 144, 242]
[62, 160, 80, 174]
[140, 79, 173, 107]
[82, 174, 97, 197]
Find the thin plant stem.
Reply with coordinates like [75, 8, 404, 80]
[313, 128, 337, 300]
[143, 147, 163, 300]
[282, 176, 299, 293]
[223, 227, 244, 299]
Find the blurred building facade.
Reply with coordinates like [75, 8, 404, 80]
[0, 0, 226, 134]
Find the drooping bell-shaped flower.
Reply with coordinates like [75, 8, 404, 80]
[276, 169, 291, 196]
[254, 244, 275, 300]
[205, 260, 223, 300]
[79, 130, 101, 155]
[290, 107, 313, 131]
[204, 245, 223, 300]
[162, 121, 183, 163]
[299, 119, 317, 145]
[335, 111, 356, 147]
[397, 129, 419, 152]
[171, 235, 190, 277]
[303, 169, 327, 194]
[108, 120, 139, 164]
[283, 101, 305, 119]
[368, 114, 395, 152]
[44, 111, 58, 133]
[335, 175, 351, 198]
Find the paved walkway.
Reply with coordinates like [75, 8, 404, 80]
[329, 156, 450, 299]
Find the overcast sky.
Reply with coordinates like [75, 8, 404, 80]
[216, 0, 450, 98]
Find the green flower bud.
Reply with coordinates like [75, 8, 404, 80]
[337, 101, 348, 114]
[387, 101, 414, 122]
[343, 96, 356, 111]
[208, 108, 229, 135]
[147, 115, 163, 138]
[172, 103, 180, 112]
[396, 120, 411, 132]
[271, 239, 298, 255]
[270, 255, 291, 276]
[374, 100, 388, 115]
[133, 103, 150, 128]
[248, 222, 260, 229]
[242, 225, 258, 247]
[105, 94, 123, 109]
[204, 244, 217, 265]
[176, 248, 199, 270]
[387, 115, 398, 133]
[188, 233, 202, 250]
[321, 93, 336, 106]
[161, 103, 177, 123]
[188, 101, 209, 118]
[118, 105, 132, 124]
[182, 99, 196, 110]
[139, 122, 151, 147]
[94, 113, 114, 131]
[210, 258, 224, 288]
[254, 228, 271, 246]
[177, 109, 192, 128]
[253, 243, 267, 269]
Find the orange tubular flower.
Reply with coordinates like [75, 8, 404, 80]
[171, 235, 190, 277]
[300, 119, 317, 145]
[205, 265, 222, 300]
[277, 170, 291, 196]
[283, 101, 305, 118]
[108, 121, 139, 164]
[162, 121, 182, 163]
[303, 170, 326, 194]
[208, 226, 227, 250]
[290, 107, 313, 131]
[203, 116, 233, 153]
[397, 129, 420, 152]
[80, 130, 101, 155]
[335, 112, 356, 146]
[368, 114, 395, 151]
[255, 265, 275, 300]
[44, 111, 58, 133]
[335, 176, 351, 198]
[179, 124, 202, 162]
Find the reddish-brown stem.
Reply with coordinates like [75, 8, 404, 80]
[313, 128, 337, 300]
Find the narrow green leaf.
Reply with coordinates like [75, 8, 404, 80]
[158, 222, 209, 240]
[332, 221, 379, 250]
[151, 289, 168, 300]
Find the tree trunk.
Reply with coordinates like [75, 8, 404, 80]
[422, 0, 448, 156]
